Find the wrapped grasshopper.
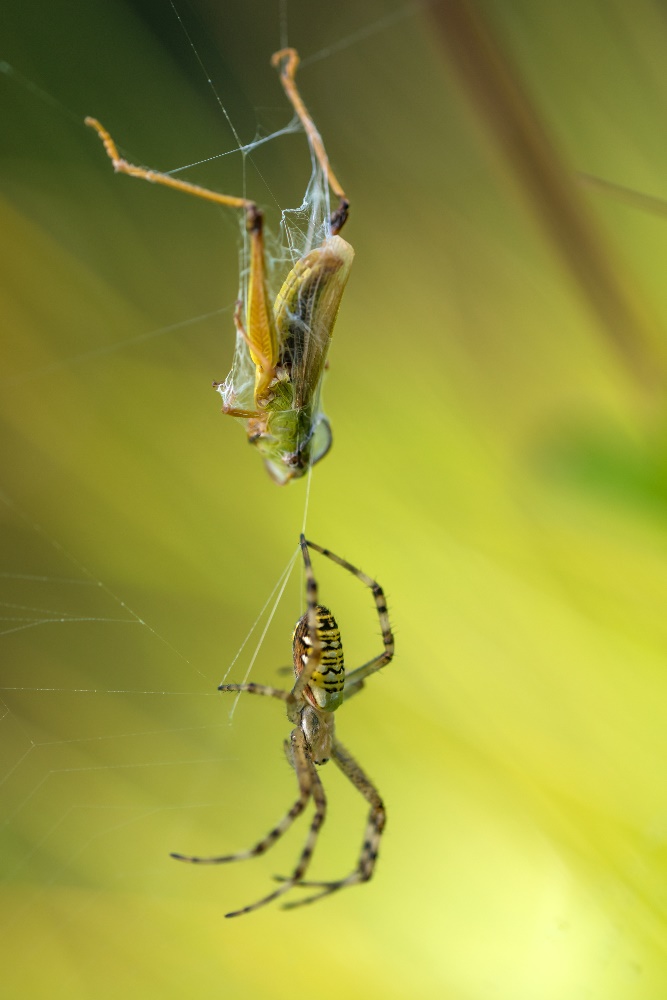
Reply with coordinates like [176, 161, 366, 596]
[86, 49, 353, 483]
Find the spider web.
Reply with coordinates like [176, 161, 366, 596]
[5, 2, 667, 997]
[0, 1, 423, 994]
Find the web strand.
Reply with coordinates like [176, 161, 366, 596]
[167, 0, 244, 153]
[221, 547, 300, 721]
[0, 490, 202, 678]
[0, 1, 431, 960]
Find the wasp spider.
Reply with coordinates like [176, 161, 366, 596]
[171, 534, 394, 917]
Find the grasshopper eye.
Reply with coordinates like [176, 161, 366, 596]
[310, 417, 333, 466]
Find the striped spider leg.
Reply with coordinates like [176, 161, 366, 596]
[170, 534, 394, 916]
[85, 49, 354, 484]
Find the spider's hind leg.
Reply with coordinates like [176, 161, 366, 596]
[275, 738, 385, 908]
[223, 727, 327, 918]
[170, 726, 306, 862]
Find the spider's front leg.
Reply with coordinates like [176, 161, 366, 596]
[303, 538, 395, 693]
[288, 535, 326, 706]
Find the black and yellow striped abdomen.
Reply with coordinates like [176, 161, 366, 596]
[292, 604, 345, 712]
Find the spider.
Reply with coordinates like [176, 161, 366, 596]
[85, 49, 354, 484]
[171, 534, 394, 917]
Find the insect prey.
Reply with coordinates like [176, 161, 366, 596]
[86, 48, 354, 483]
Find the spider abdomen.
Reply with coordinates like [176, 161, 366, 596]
[292, 604, 345, 711]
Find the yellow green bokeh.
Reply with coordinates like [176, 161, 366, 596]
[3, 1, 667, 997]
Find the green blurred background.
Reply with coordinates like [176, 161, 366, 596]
[3, 0, 667, 996]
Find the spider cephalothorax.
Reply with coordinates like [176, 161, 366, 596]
[171, 535, 394, 916]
